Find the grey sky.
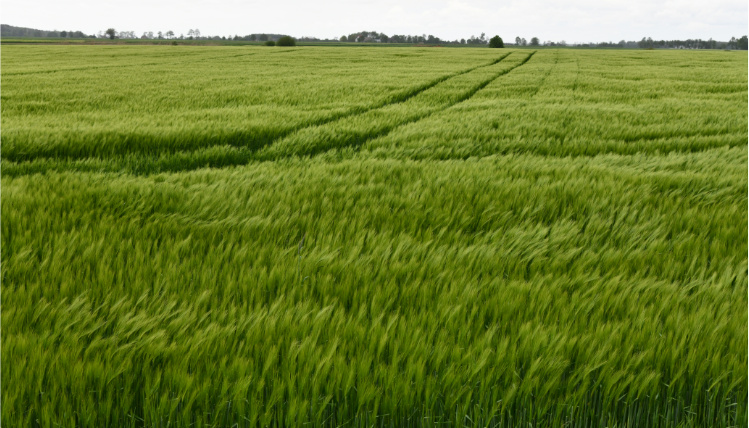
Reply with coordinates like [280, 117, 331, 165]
[5, 0, 748, 42]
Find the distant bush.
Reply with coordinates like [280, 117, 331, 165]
[489, 36, 504, 48]
[276, 36, 296, 47]
[264, 40, 275, 46]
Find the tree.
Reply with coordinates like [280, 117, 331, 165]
[515, 36, 521, 45]
[489, 35, 504, 48]
[530, 37, 539, 46]
[105, 28, 116, 40]
[276, 35, 296, 46]
[339, 35, 347, 42]
[264, 40, 275, 46]
[166, 30, 174, 39]
[738, 35, 748, 50]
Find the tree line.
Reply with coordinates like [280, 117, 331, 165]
[634, 36, 748, 50]
[335, 31, 491, 45]
[1, 24, 92, 38]
[516, 36, 748, 50]
[2, 24, 747, 50]
[102, 28, 290, 42]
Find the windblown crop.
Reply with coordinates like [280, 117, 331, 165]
[2, 45, 747, 427]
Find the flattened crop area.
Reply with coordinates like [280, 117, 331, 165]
[2, 46, 747, 427]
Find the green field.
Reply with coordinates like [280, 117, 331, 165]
[2, 45, 747, 427]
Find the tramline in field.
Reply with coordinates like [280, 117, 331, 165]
[2, 45, 747, 427]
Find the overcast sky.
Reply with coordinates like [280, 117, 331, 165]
[5, 0, 748, 42]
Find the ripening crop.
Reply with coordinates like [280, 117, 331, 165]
[2, 45, 747, 427]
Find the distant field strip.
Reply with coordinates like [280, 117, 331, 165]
[7, 48, 743, 177]
[255, 51, 516, 157]
[2, 46, 747, 427]
[1, 47, 302, 76]
[6, 49, 744, 175]
[258, 52, 535, 159]
[364, 49, 747, 160]
[3, 49, 509, 163]
[2, 52, 531, 175]
[0, 53, 260, 76]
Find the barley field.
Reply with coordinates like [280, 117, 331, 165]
[2, 45, 747, 427]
